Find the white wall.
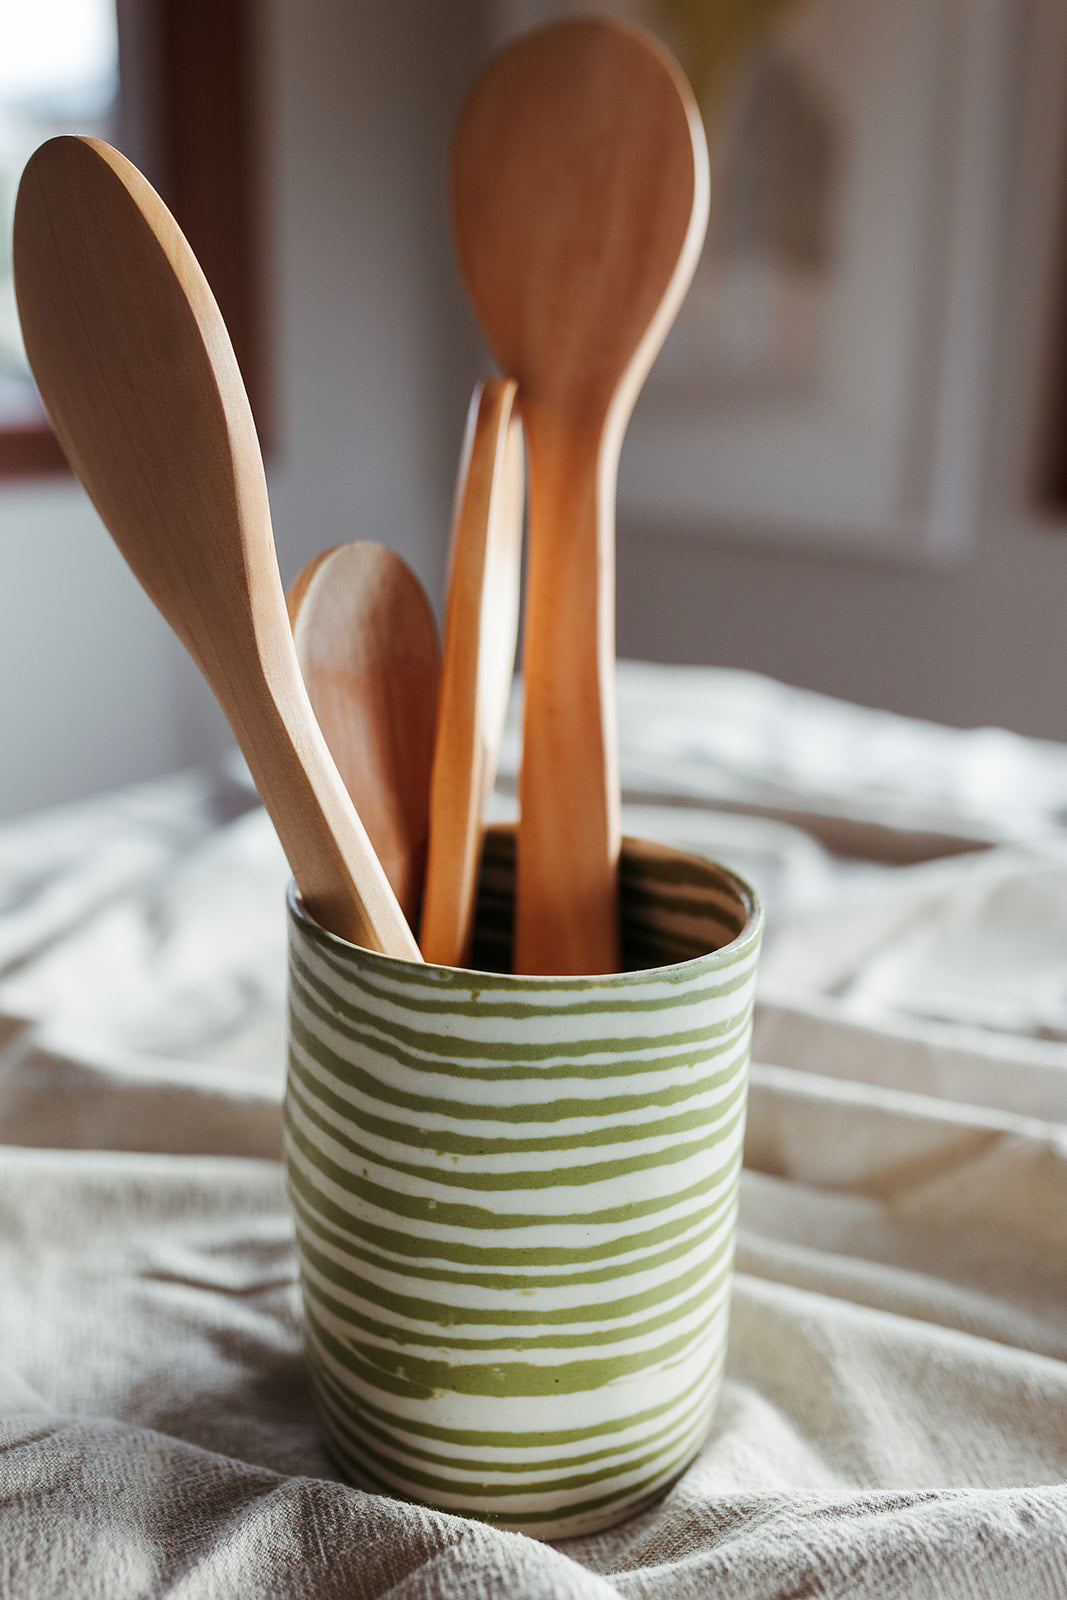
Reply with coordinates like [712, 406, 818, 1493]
[262, 0, 484, 600]
[615, 0, 1067, 744]
[0, 482, 204, 817]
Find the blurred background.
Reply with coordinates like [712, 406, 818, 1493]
[0, 0, 1066, 821]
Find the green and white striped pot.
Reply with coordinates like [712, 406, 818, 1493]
[284, 826, 762, 1540]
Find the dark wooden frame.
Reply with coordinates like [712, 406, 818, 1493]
[1036, 153, 1067, 511]
[0, 0, 268, 478]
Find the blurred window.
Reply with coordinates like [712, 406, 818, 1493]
[0, 0, 265, 478]
[0, 2, 119, 437]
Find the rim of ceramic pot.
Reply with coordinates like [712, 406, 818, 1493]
[286, 828, 763, 989]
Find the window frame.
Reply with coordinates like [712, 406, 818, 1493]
[0, 0, 268, 479]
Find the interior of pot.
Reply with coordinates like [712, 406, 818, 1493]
[468, 823, 760, 976]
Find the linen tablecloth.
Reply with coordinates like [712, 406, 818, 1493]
[1, 661, 1064, 1598]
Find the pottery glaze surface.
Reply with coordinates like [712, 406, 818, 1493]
[285, 827, 762, 1539]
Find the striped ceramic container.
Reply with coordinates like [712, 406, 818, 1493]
[284, 826, 762, 1539]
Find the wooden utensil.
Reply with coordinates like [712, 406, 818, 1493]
[14, 135, 420, 959]
[420, 378, 523, 968]
[450, 19, 709, 974]
[287, 542, 440, 928]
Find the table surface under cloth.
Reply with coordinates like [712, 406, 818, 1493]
[0, 659, 1065, 1599]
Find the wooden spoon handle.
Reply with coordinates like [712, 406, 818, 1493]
[236, 656, 423, 955]
[420, 379, 523, 968]
[515, 408, 621, 976]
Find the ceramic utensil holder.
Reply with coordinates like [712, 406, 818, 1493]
[284, 825, 762, 1540]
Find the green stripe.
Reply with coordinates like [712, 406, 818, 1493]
[622, 903, 742, 951]
[287, 1152, 742, 1260]
[303, 929, 757, 1013]
[312, 1355, 716, 1475]
[295, 1216, 734, 1335]
[285, 1077, 747, 1192]
[621, 847, 751, 898]
[317, 1407, 701, 1530]
[284, 1121, 742, 1239]
[303, 1260, 731, 1354]
[304, 1285, 728, 1394]
[306, 1321, 722, 1447]
[300, 1260, 729, 1363]
[291, 948, 756, 1067]
[289, 1006, 748, 1125]
[289, 979, 751, 1094]
[312, 1383, 709, 1501]
[626, 927, 742, 966]
[622, 875, 744, 926]
[294, 937, 758, 1029]
[288, 1037, 748, 1160]
[290, 1179, 734, 1292]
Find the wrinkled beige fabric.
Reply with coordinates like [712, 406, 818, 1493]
[0, 665, 1064, 1598]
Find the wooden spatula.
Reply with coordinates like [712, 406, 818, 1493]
[420, 379, 523, 968]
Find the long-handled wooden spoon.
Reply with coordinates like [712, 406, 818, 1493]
[14, 135, 420, 959]
[419, 378, 523, 968]
[451, 19, 709, 974]
[287, 542, 440, 929]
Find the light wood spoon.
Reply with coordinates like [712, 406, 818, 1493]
[420, 378, 523, 968]
[287, 542, 440, 929]
[451, 19, 709, 975]
[14, 135, 421, 959]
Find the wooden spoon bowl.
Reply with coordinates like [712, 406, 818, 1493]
[288, 542, 440, 928]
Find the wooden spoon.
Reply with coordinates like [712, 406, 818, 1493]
[419, 378, 523, 968]
[287, 542, 440, 929]
[451, 19, 709, 974]
[14, 135, 420, 959]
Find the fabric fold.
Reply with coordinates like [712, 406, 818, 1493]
[0, 665, 1064, 1595]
